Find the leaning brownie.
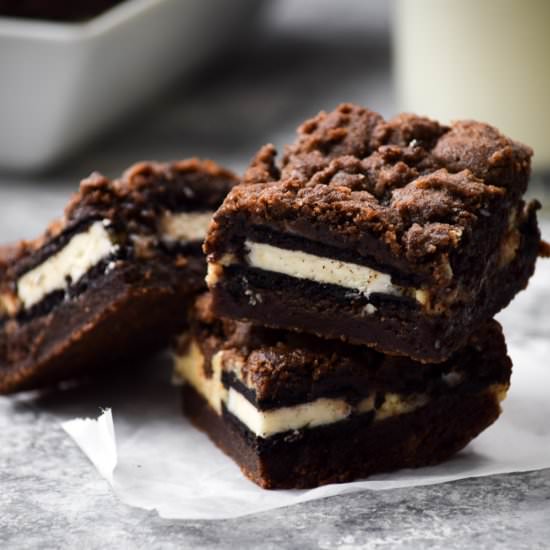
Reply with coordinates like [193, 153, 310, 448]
[0, 159, 237, 393]
[205, 103, 541, 363]
[175, 294, 511, 489]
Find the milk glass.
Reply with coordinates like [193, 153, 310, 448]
[394, 0, 550, 170]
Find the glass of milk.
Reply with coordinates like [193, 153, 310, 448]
[393, 0, 550, 171]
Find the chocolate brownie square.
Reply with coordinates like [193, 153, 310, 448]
[205, 103, 541, 362]
[0, 159, 237, 393]
[175, 294, 511, 489]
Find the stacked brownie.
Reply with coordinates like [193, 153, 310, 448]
[0, 103, 543, 490]
[175, 103, 543, 488]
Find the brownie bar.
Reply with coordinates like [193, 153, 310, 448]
[205, 103, 542, 362]
[0, 159, 237, 393]
[174, 294, 511, 489]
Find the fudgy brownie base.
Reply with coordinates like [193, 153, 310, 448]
[0, 159, 237, 393]
[205, 103, 542, 362]
[182, 382, 505, 489]
[0, 260, 195, 393]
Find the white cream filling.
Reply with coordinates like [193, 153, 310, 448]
[173, 343, 226, 414]
[159, 211, 214, 244]
[175, 347, 431, 439]
[205, 254, 236, 287]
[375, 393, 429, 421]
[225, 388, 367, 438]
[17, 221, 116, 310]
[243, 240, 415, 298]
[15, 210, 214, 312]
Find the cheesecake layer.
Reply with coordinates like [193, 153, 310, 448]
[159, 211, 214, 245]
[17, 221, 117, 310]
[244, 240, 416, 300]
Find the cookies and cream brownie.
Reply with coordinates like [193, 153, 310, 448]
[174, 294, 511, 489]
[205, 103, 542, 363]
[0, 159, 237, 393]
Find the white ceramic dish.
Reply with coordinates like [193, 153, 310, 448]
[0, 0, 259, 172]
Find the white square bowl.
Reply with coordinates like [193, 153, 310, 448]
[0, 0, 259, 172]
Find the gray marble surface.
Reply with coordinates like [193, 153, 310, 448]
[1, 394, 549, 550]
[1, 2, 550, 548]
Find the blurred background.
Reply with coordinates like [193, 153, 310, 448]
[0, 0, 548, 242]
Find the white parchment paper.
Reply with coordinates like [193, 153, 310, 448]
[61, 259, 550, 520]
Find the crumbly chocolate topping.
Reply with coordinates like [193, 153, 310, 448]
[206, 104, 533, 282]
[66, 159, 238, 225]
